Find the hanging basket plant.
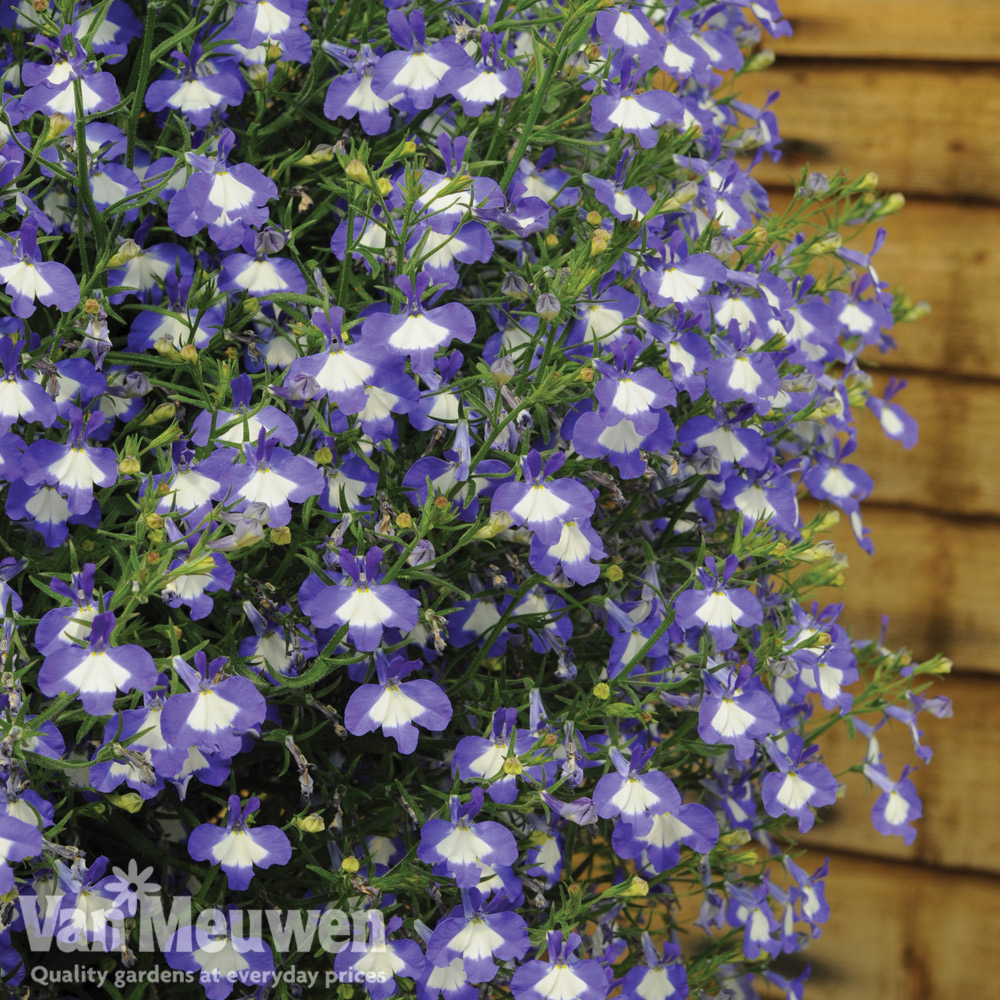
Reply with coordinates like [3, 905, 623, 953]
[0, 0, 950, 998]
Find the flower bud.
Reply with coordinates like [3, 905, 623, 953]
[474, 510, 512, 539]
[270, 525, 292, 545]
[592, 682, 610, 700]
[604, 564, 623, 582]
[856, 171, 880, 191]
[490, 357, 516, 386]
[297, 144, 336, 167]
[153, 338, 179, 358]
[107, 239, 141, 268]
[314, 446, 333, 465]
[544, 233, 559, 248]
[586, 210, 603, 227]
[576, 366, 594, 383]
[590, 228, 611, 256]
[254, 227, 287, 255]
[106, 792, 144, 813]
[118, 455, 141, 475]
[140, 402, 178, 426]
[563, 49, 590, 79]
[46, 113, 71, 139]
[376, 177, 393, 198]
[402, 140, 417, 154]
[503, 757, 523, 776]
[295, 813, 326, 834]
[345, 158, 370, 185]
[501, 273, 530, 300]
[341, 856, 360, 874]
[744, 48, 775, 72]
[247, 63, 270, 89]
[535, 292, 560, 320]
[874, 192, 906, 217]
[661, 179, 699, 211]
[805, 232, 843, 255]
[145, 513, 164, 530]
[616, 876, 649, 898]
[395, 511, 413, 529]
[179, 344, 199, 363]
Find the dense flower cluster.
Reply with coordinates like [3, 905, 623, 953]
[0, 0, 949, 997]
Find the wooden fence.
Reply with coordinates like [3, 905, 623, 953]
[734, 3, 1000, 997]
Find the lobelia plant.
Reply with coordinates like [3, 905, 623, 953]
[0, 0, 952, 998]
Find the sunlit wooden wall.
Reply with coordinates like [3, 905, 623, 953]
[737, 3, 1000, 998]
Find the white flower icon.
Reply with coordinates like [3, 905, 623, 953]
[103, 860, 161, 918]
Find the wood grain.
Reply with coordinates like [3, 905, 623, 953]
[804, 675, 1000, 874]
[852, 371, 1000, 517]
[806, 504, 1000, 674]
[769, 192, 1000, 380]
[735, 63, 1000, 202]
[791, 850, 1000, 1000]
[772, 0, 1000, 62]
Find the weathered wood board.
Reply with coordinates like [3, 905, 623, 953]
[804, 675, 1000, 875]
[735, 64, 1000, 202]
[790, 850, 1000, 1000]
[851, 371, 1000, 517]
[804, 504, 1000, 674]
[772, 0, 1000, 62]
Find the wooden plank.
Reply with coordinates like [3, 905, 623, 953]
[772, 0, 1000, 62]
[804, 675, 999, 875]
[736, 63, 1000, 201]
[790, 850, 1000, 1000]
[806, 505, 1000, 674]
[851, 371, 1000, 517]
[769, 192, 1000, 380]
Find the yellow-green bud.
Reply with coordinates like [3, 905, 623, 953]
[544, 233, 559, 248]
[247, 63, 270, 89]
[604, 564, 624, 582]
[745, 49, 776, 72]
[590, 228, 611, 256]
[341, 856, 360, 874]
[857, 171, 880, 191]
[586, 210, 604, 227]
[46, 113, 71, 139]
[474, 511, 512, 539]
[106, 792, 144, 813]
[107, 239, 141, 268]
[874, 192, 906, 217]
[503, 757, 523, 776]
[805, 232, 843, 256]
[346, 158, 370, 185]
[314, 446, 334, 465]
[592, 682, 611, 701]
[402, 140, 417, 154]
[140, 402, 178, 426]
[617, 876, 649, 898]
[119, 455, 141, 475]
[295, 813, 326, 833]
[145, 513, 164, 531]
[297, 144, 336, 167]
[179, 343, 199, 363]
[270, 525, 292, 545]
[395, 512, 413, 530]
[376, 177, 393, 198]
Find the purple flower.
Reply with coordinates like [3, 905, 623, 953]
[303, 547, 419, 652]
[418, 789, 517, 888]
[761, 738, 839, 833]
[334, 914, 428, 1000]
[163, 907, 275, 1000]
[0, 217, 80, 318]
[509, 930, 609, 1000]
[363, 274, 475, 374]
[188, 794, 292, 890]
[674, 555, 763, 650]
[491, 450, 595, 545]
[38, 611, 156, 715]
[697, 663, 780, 760]
[620, 936, 687, 1000]
[866, 763, 923, 845]
[160, 652, 266, 758]
[345, 653, 452, 754]
[20, 406, 118, 515]
[371, 9, 474, 111]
